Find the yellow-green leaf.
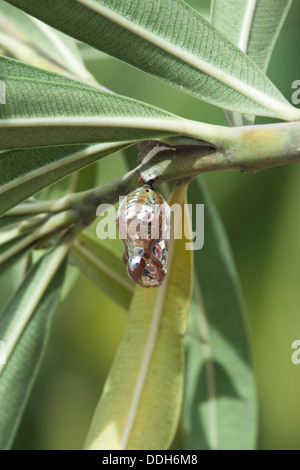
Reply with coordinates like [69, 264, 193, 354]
[71, 232, 134, 310]
[84, 182, 193, 450]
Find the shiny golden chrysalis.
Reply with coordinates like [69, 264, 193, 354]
[116, 182, 171, 288]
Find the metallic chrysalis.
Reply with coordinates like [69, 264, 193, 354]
[116, 183, 171, 288]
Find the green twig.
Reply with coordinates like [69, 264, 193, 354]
[0, 209, 79, 266]
[5, 120, 300, 224]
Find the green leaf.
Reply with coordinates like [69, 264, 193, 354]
[0, 0, 93, 82]
[0, 56, 221, 151]
[71, 232, 134, 310]
[183, 178, 256, 450]
[67, 159, 101, 193]
[0, 244, 69, 449]
[3, 0, 300, 120]
[0, 213, 46, 245]
[84, 182, 193, 450]
[60, 262, 80, 302]
[0, 213, 46, 276]
[0, 214, 29, 231]
[0, 210, 75, 288]
[123, 145, 138, 172]
[211, 0, 293, 125]
[0, 142, 127, 216]
[0, 236, 31, 278]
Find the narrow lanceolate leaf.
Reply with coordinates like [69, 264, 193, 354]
[0, 244, 69, 449]
[72, 233, 134, 310]
[0, 56, 225, 151]
[183, 178, 256, 450]
[3, 0, 300, 120]
[0, 213, 46, 245]
[0, 213, 47, 275]
[60, 263, 80, 303]
[211, 0, 293, 125]
[84, 182, 193, 450]
[0, 142, 127, 217]
[0, 214, 30, 231]
[0, 235, 31, 278]
[0, 0, 93, 82]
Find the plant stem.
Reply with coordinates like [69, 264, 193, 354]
[5, 120, 300, 223]
[0, 209, 78, 266]
[0, 213, 48, 245]
[0, 226, 80, 376]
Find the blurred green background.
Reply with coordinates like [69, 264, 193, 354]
[3, 0, 300, 450]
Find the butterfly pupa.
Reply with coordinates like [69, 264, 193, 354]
[116, 183, 171, 288]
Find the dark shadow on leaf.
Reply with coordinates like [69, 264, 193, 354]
[187, 359, 242, 450]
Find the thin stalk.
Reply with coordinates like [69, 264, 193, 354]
[0, 213, 48, 245]
[4, 120, 300, 224]
[0, 226, 80, 375]
[0, 209, 78, 266]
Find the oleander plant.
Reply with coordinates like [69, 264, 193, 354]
[0, 0, 300, 450]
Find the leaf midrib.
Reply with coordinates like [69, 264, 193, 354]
[194, 280, 218, 450]
[2, 65, 176, 119]
[0, 243, 70, 374]
[29, 16, 90, 79]
[230, 0, 257, 127]
[75, 0, 294, 118]
[238, 0, 257, 52]
[0, 142, 127, 196]
[118, 183, 187, 450]
[2, 72, 108, 94]
[73, 240, 135, 294]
